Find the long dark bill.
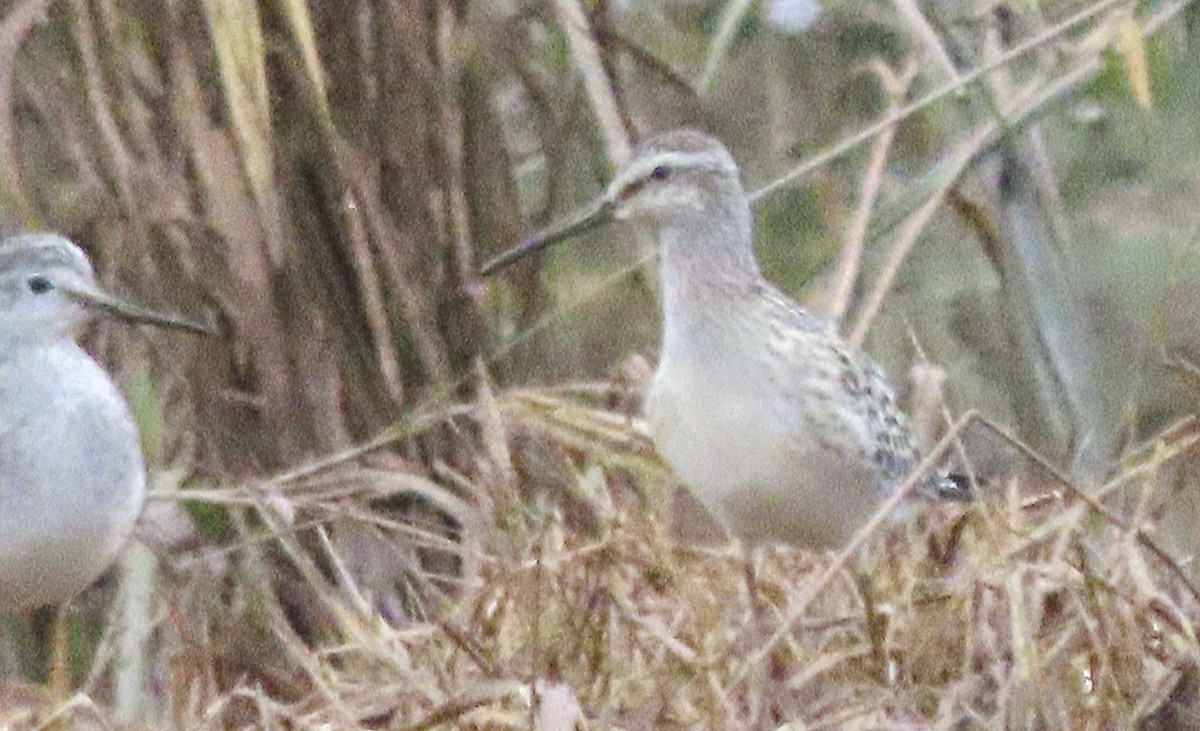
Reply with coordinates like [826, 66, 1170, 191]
[67, 284, 219, 335]
[480, 196, 616, 276]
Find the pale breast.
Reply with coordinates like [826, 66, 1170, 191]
[0, 342, 146, 608]
[646, 342, 882, 549]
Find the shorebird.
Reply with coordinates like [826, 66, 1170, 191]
[483, 129, 966, 550]
[0, 232, 212, 611]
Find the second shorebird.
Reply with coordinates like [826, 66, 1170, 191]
[0, 233, 214, 610]
[484, 130, 965, 549]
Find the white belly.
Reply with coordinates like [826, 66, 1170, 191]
[646, 361, 880, 549]
[0, 343, 146, 609]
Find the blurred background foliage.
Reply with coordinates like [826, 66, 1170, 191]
[3, 0, 1200, 724]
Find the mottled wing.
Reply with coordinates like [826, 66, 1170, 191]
[757, 285, 925, 495]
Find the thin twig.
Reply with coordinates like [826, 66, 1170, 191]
[890, 0, 962, 89]
[828, 59, 914, 325]
[549, 0, 630, 166]
[748, 0, 1123, 205]
[848, 116, 998, 346]
[343, 190, 404, 405]
[697, 0, 754, 92]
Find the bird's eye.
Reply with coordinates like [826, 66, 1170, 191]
[27, 274, 53, 294]
[616, 164, 672, 202]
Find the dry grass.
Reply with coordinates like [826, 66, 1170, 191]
[4, 385, 1200, 730]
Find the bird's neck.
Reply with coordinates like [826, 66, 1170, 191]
[0, 331, 77, 359]
[656, 202, 763, 357]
